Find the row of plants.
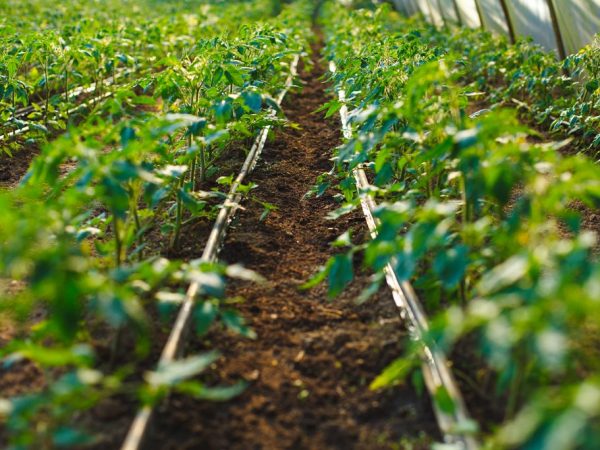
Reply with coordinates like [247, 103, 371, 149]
[422, 14, 600, 154]
[317, 2, 600, 448]
[0, 0, 312, 447]
[0, 0, 281, 151]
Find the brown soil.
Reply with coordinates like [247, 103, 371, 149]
[141, 48, 440, 449]
[450, 335, 507, 433]
[144, 141, 252, 260]
[0, 142, 39, 189]
[563, 200, 600, 255]
[0, 43, 444, 450]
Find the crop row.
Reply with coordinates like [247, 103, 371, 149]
[421, 19, 600, 153]
[0, 0, 282, 152]
[0, 1, 312, 447]
[318, 3, 600, 448]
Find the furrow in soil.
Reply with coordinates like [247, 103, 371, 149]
[148, 45, 441, 450]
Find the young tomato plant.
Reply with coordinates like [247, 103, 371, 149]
[318, 3, 600, 447]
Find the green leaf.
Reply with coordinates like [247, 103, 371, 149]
[326, 203, 356, 220]
[434, 386, 456, 415]
[328, 253, 353, 297]
[120, 126, 136, 147]
[394, 250, 416, 283]
[146, 352, 220, 387]
[225, 264, 264, 282]
[221, 310, 256, 339]
[30, 123, 49, 134]
[217, 174, 233, 186]
[477, 255, 529, 295]
[258, 201, 278, 222]
[453, 128, 478, 150]
[8, 344, 94, 368]
[188, 270, 224, 298]
[332, 229, 352, 247]
[585, 79, 598, 94]
[241, 90, 262, 112]
[164, 113, 205, 129]
[204, 129, 229, 145]
[194, 301, 218, 335]
[357, 276, 382, 304]
[224, 66, 244, 86]
[324, 100, 342, 118]
[433, 245, 468, 288]
[214, 100, 232, 122]
[300, 264, 329, 291]
[177, 380, 247, 401]
[370, 357, 415, 390]
[212, 66, 224, 85]
[53, 427, 91, 446]
[195, 381, 247, 401]
[156, 291, 187, 304]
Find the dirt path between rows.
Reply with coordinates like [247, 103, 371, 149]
[147, 44, 440, 449]
[0, 143, 39, 189]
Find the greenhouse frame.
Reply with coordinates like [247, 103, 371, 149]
[391, 0, 599, 57]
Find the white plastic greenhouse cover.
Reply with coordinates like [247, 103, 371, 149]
[426, 0, 446, 27]
[391, 0, 408, 15]
[552, 0, 600, 55]
[439, 0, 460, 23]
[391, 0, 420, 16]
[414, 0, 431, 20]
[455, 0, 482, 28]
[389, 0, 600, 56]
[477, 0, 510, 36]
[505, 0, 558, 53]
[408, 0, 421, 15]
[407, 0, 421, 16]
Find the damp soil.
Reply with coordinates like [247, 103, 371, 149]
[143, 140, 252, 261]
[0, 142, 39, 189]
[139, 48, 441, 449]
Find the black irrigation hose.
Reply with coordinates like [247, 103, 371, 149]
[331, 61, 478, 450]
[120, 55, 300, 450]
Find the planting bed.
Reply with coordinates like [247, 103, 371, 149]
[1, 1, 599, 449]
[146, 50, 440, 450]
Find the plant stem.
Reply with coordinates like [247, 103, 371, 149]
[461, 174, 470, 224]
[505, 347, 526, 419]
[64, 68, 69, 121]
[190, 156, 197, 189]
[12, 87, 15, 122]
[199, 143, 206, 185]
[110, 326, 123, 367]
[171, 176, 184, 250]
[113, 211, 122, 267]
[64, 69, 68, 103]
[187, 133, 195, 188]
[459, 278, 467, 307]
[44, 55, 50, 127]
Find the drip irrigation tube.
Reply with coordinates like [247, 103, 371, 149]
[0, 66, 150, 143]
[330, 60, 478, 450]
[120, 54, 300, 450]
[0, 91, 111, 143]
[9, 66, 139, 121]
